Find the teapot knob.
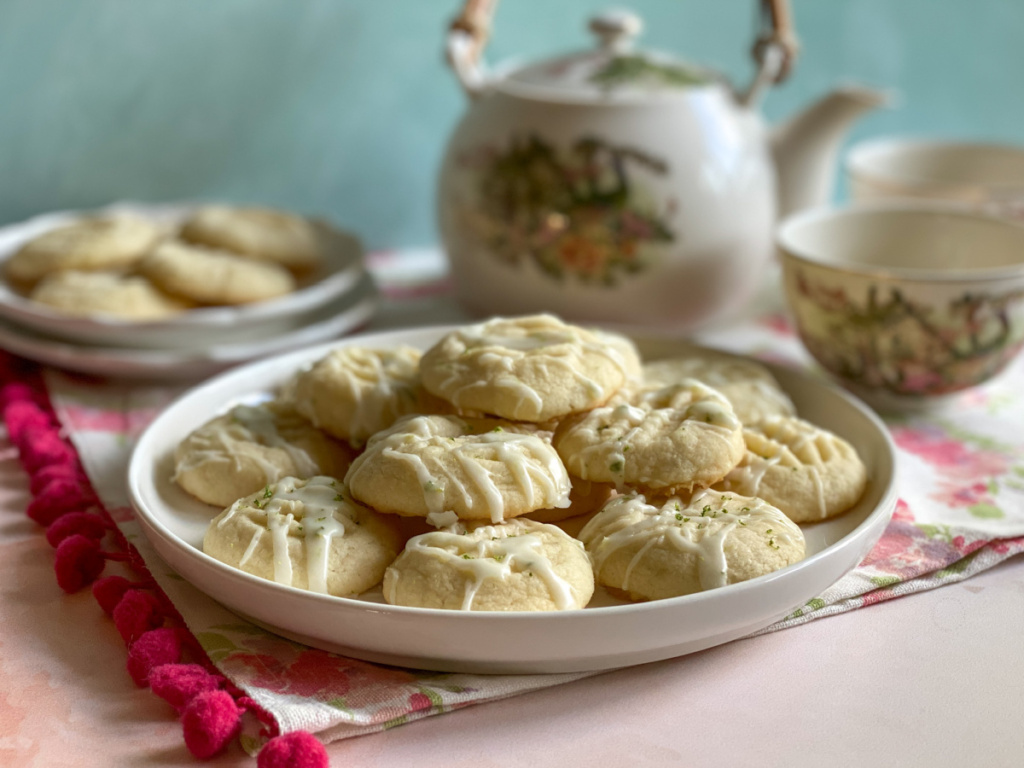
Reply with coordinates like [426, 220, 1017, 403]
[588, 9, 643, 53]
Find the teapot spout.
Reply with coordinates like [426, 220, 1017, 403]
[771, 85, 890, 218]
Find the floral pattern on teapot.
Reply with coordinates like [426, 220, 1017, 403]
[788, 267, 1024, 396]
[456, 134, 676, 285]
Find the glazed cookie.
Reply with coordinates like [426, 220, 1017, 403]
[382, 517, 594, 611]
[179, 206, 325, 273]
[642, 350, 795, 425]
[28, 270, 192, 320]
[140, 240, 295, 305]
[419, 314, 631, 422]
[174, 402, 356, 508]
[287, 346, 423, 447]
[345, 414, 572, 523]
[5, 215, 162, 287]
[715, 416, 868, 523]
[578, 489, 805, 601]
[553, 380, 745, 493]
[204, 476, 402, 596]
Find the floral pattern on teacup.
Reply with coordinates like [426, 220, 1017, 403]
[787, 267, 1024, 396]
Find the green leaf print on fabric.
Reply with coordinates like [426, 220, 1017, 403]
[870, 575, 901, 588]
[195, 631, 242, 663]
[968, 503, 1004, 520]
[325, 698, 354, 715]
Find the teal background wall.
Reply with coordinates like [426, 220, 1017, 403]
[1, 0, 1022, 249]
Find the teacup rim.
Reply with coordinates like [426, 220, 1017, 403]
[846, 136, 1024, 194]
[776, 201, 1024, 283]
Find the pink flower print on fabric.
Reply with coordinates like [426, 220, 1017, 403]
[892, 425, 1009, 478]
[859, 519, 963, 579]
[60, 403, 164, 440]
[757, 311, 794, 336]
[892, 498, 915, 523]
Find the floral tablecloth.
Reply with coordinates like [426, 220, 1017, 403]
[14, 251, 1024, 756]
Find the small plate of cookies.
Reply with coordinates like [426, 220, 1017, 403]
[128, 315, 898, 673]
[0, 202, 367, 349]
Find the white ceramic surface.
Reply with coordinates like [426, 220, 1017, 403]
[847, 138, 1024, 219]
[0, 272, 378, 380]
[127, 327, 898, 674]
[0, 203, 365, 348]
[438, 9, 882, 331]
[778, 203, 1024, 406]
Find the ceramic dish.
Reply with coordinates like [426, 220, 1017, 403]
[0, 203, 364, 348]
[127, 327, 898, 674]
[0, 271, 378, 380]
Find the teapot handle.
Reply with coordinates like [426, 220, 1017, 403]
[738, 0, 800, 106]
[446, 0, 498, 98]
[444, 0, 799, 102]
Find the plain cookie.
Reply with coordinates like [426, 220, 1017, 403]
[382, 517, 594, 611]
[174, 401, 356, 508]
[419, 314, 631, 422]
[179, 206, 325, 273]
[5, 215, 162, 288]
[578, 489, 805, 601]
[204, 476, 402, 596]
[28, 270, 192, 320]
[140, 239, 296, 305]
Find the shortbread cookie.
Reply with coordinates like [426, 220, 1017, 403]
[345, 414, 572, 523]
[174, 402, 356, 508]
[204, 476, 401, 596]
[715, 416, 867, 523]
[553, 380, 745, 493]
[524, 476, 615, 524]
[642, 350, 795, 425]
[382, 517, 594, 611]
[140, 240, 295, 305]
[5, 215, 162, 288]
[419, 314, 631, 422]
[28, 270, 191, 320]
[579, 489, 805, 601]
[179, 206, 324, 273]
[287, 346, 423, 447]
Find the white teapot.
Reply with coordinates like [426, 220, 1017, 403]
[437, 0, 885, 330]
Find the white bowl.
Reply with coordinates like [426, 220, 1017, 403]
[127, 327, 897, 674]
[0, 203, 365, 349]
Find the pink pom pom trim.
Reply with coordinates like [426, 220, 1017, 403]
[183, 690, 243, 759]
[257, 732, 330, 768]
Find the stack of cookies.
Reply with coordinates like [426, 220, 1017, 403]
[4, 205, 328, 320]
[177, 314, 868, 612]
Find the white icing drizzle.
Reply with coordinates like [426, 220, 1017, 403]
[579, 489, 802, 592]
[174, 403, 319, 485]
[216, 476, 352, 593]
[434, 315, 629, 420]
[346, 416, 571, 522]
[393, 519, 581, 610]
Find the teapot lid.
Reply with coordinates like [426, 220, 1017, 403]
[497, 10, 717, 103]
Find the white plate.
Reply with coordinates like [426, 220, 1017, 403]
[0, 202, 365, 348]
[127, 329, 897, 674]
[0, 271, 378, 380]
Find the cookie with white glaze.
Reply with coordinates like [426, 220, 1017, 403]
[344, 414, 572, 523]
[418, 314, 631, 422]
[553, 380, 745, 494]
[29, 270, 192, 320]
[642, 350, 795, 425]
[204, 476, 401, 596]
[179, 205, 326, 274]
[174, 401, 356, 508]
[286, 346, 423, 447]
[382, 517, 594, 611]
[140, 239, 295, 305]
[5, 215, 162, 288]
[715, 415, 867, 523]
[578, 489, 805, 601]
